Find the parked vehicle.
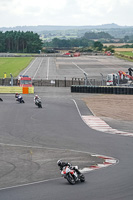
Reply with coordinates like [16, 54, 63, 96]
[18, 75, 32, 87]
[106, 68, 133, 86]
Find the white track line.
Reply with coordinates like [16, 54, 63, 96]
[0, 100, 119, 191]
[46, 58, 50, 80]
[22, 58, 37, 75]
[33, 58, 43, 79]
[0, 177, 61, 191]
[0, 141, 118, 190]
[72, 62, 88, 75]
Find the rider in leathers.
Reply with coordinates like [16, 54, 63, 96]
[34, 95, 40, 105]
[57, 160, 81, 180]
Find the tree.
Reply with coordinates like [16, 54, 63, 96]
[94, 41, 103, 51]
[84, 31, 114, 40]
[105, 45, 115, 53]
[1, 31, 43, 53]
[0, 32, 5, 52]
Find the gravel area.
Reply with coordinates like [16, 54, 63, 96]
[83, 94, 133, 121]
[83, 94, 133, 133]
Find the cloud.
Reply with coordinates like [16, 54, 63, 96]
[76, 0, 117, 16]
[0, 0, 133, 27]
[9, 0, 67, 15]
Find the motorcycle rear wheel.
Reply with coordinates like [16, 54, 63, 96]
[38, 103, 42, 108]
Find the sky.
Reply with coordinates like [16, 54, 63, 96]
[0, 0, 133, 27]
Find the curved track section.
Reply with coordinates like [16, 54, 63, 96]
[0, 95, 133, 199]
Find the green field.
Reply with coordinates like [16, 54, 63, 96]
[118, 51, 133, 56]
[0, 57, 33, 78]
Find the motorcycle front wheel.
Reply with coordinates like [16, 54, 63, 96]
[66, 173, 76, 185]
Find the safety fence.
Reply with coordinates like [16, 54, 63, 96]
[71, 85, 133, 95]
[0, 78, 106, 87]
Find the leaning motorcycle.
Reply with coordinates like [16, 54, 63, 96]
[35, 99, 42, 108]
[61, 166, 85, 185]
[16, 96, 25, 103]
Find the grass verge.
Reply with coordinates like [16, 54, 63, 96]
[0, 57, 33, 78]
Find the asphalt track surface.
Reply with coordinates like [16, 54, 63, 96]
[19, 55, 133, 80]
[0, 90, 133, 200]
[1, 56, 133, 199]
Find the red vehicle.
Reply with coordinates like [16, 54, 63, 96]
[73, 52, 80, 57]
[105, 51, 111, 56]
[18, 75, 32, 87]
[64, 52, 71, 56]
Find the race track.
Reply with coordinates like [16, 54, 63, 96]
[0, 55, 133, 199]
[0, 91, 133, 200]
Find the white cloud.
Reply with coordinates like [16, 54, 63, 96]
[0, 0, 133, 27]
[76, 0, 117, 16]
[10, 0, 67, 15]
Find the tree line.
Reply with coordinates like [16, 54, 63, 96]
[0, 31, 42, 53]
[83, 31, 114, 40]
[44, 38, 103, 51]
[43, 31, 113, 51]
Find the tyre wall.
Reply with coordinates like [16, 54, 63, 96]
[71, 85, 133, 95]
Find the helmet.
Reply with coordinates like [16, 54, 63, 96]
[57, 160, 62, 166]
[15, 93, 19, 97]
[35, 95, 38, 98]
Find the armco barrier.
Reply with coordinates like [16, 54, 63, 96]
[0, 86, 34, 93]
[71, 85, 133, 95]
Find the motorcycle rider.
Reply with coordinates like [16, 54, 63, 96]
[34, 95, 40, 105]
[15, 93, 23, 103]
[57, 160, 81, 180]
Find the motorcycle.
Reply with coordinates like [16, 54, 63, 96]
[35, 99, 42, 108]
[60, 165, 85, 185]
[16, 96, 25, 103]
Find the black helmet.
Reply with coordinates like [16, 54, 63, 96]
[57, 160, 62, 166]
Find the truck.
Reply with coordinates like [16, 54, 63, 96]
[106, 68, 133, 86]
[18, 75, 32, 87]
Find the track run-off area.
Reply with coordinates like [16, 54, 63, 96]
[1, 55, 133, 200]
[19, 55, 133, 80]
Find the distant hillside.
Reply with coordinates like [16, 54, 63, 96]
[1, 24, 133, 39]
[0, 23, 127, 32]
